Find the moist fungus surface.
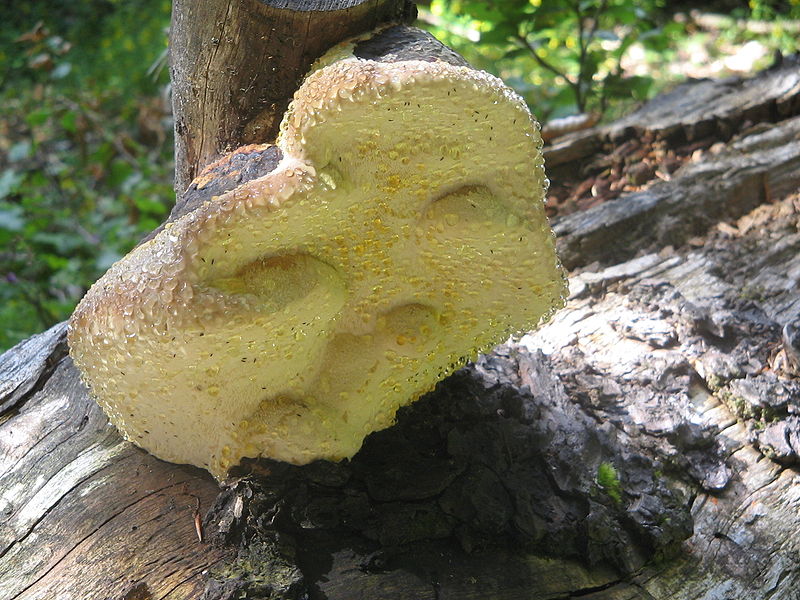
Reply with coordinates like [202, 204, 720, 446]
[68, 39, 567, 480]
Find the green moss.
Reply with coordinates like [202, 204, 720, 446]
[705, 374, 725, 392]
[209, 539, 303, 599]
[597, 462, 622, 505]
[760, 445, 777, 460]
[717, 387, 778, 426]
[739, 284, 767, 302]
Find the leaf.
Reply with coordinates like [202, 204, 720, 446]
[480, 22, 519, 44]
[603, 74, 654, 100]
[42, 253, 70, 270]
[640, 25, 676, 51]
[628, 75, 654, 99]
[90, 141, 115, 167]
[8, 141, 32, 162]
[503, 47, 531, 60]
[31, 231, 83, 253]
[51, 62, 72, 79]
[61, 110, 78, 134]
[0, 206, 25, 232]
[597, 462, 622, 504]
[548, 86, 579, 118]
[107, 159, 134, 188]
[604, 5, 638, 24]
[0, 170, 23, 200]
[134, 196, 168, 217]
[579, 50, 603, 81]
[611, 33, 638, 61]
[26, 109, 50, 127]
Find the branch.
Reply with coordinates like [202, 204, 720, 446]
[573, 0, 607, 112]
[516, 33, 575, 85]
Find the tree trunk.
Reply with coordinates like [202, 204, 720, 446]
[3, 10, 800, 600]
[170, 0, 414, 195]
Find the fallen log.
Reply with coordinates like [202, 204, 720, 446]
[2, 21, 800, 600]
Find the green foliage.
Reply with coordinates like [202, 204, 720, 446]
[421, 0, 800, 120]
[715, 5, 800, 59]
[746, 0, 800, 21]
[423, 0, 670, 119]
[0, 0, 172, 351]
[596, 461, 622, 504]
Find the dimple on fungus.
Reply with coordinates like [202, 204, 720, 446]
[68, 27, 567, 480]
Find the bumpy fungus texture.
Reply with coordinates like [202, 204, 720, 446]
[68, 42, 567, 480]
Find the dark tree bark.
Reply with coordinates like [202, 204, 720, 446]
[2, 6, 800, 600]
[170, 0, 414, 195]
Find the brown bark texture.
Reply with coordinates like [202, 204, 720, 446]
[2, 5, 800, 600]
[169, 0, 414, 195]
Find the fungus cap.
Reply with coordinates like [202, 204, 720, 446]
[68, 38, 567, 480]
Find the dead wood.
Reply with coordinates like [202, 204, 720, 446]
[2, 28, 800, 600]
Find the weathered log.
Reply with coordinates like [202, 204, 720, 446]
[3, 18, 800, 600]
[544, 54, 800, 172]
[191, 57, 800, 598]
[0, 323, 230, 599]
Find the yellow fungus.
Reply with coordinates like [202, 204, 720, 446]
[67, 30, 566, 481]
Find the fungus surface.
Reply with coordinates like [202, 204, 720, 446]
[68, 28, 567, 480]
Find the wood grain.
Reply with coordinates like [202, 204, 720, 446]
[0, 338, 231, 600]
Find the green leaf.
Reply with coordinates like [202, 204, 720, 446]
[611, 33, 638, 61]
[503, 47, 531, 60]
[480, 22, 519, 44]
[640, 25, 676, 51]
[42, 253, 70, 270]
[134, 196, 168, 217]
[90, 142, 115, 166]
[603, 74, 653, 100]
[107, 159, 134, 188]
[61, 110, 78, 133]
[629, 75, 653, 99]
[31, 231, 83, 253]
[26, 109, 51, 127]
[604, 5, 638, 24]
[548, 86, 579, 118]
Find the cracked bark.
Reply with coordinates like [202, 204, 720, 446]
[3, 9, 800, 600]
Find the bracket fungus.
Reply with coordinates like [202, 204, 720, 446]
[68, 27, 567, 480]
